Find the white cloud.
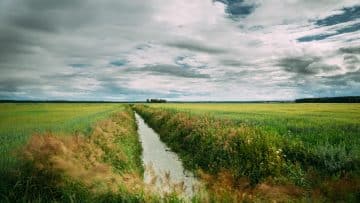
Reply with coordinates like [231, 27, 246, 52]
[0, 0, 359, 100]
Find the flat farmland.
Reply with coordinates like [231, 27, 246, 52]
[0, 103, 122, 171]
[149, 103, 360, 151]
[1, 103, 359, 202]
[135, 103, 360, 201]
[0, 103, 146, 202]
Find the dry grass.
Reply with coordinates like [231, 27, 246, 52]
[20, 110, 144, 198]
[198, 170, 304, 202]
[134, 104, 360, 202]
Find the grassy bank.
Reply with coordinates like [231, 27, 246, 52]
[0, 103, 123, 174]
[148, 103, 360, 175]
[0, 104, 148, 202]
[134, 104, 360, 201]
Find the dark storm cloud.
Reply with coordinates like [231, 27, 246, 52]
[214, 0, 257, 19]
[0, 0, 93, 63]
[0, 0, 152, 63]
[315, 5, 360, 26]
[125, 64, 210, 79]
[166, 41, 227, 54]
[278, 56, 339, 75]
[2, 0, 93, 33]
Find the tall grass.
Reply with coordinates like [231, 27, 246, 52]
[0, 104, 146, 202]
[134, 104, 360, 201]
[148, 103, 360, 175]
[0, 103, 122, 173]
[0, 104, 188, 202]
[134, 105, 286, 183]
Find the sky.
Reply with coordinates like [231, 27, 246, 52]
[0, 0, 359, 101]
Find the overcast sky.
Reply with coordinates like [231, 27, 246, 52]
[0, 0, 359, 101]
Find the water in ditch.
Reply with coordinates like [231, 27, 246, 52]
[135, 112, 199, 197]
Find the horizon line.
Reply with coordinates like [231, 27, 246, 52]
[0, 96, 359, 103]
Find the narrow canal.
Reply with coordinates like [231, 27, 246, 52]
[134, 112, 198, 197]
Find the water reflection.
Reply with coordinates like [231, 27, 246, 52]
[135, 113, 198, 197]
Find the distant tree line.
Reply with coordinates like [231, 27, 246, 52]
[146, 99, 167, 103]
[0, 100, 143, 103]
[295, 96, 360, 103]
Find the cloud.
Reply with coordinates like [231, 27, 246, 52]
[166, 40, 227, 54]
[124, 64, 211, 79]
[296, 5, 360, 42]
[344, 55, 359, 64]
[297, 23, 360, 42]
[278, 56, 340, 75]
[214, 0, 257, 19]
[343, 55, 360, 71]
[340, 46, 360, 54]
[219, 59, 251, 67]
[69, 64, 90, 68]
[0, 0, 359, 101]
[315, 5, 360, 26]
[322, 71, 360, 86]
[110, 60, 127, 67]
[0, 77, 40, 92]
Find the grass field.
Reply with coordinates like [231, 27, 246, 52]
[1, 103, 359, 202]
[135, 103, 360, 201]
[0, 104, 151, 202]
[0, 103, 123, 174]
[149, 103, 360, 159]
[148, 103, 360, 168]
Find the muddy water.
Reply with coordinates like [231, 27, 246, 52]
[135, 112, 198, 197]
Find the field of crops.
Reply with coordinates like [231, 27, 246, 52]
[0, 104, 151, 202]
[135, 103, 360, 201]
[0, 103, 122, 173]
[148, 103, 360, 168]
[1, 103, 359, 202]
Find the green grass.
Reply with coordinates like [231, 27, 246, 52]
[0, 103, 186, 202]
[1, 102, 359, 201]
[0, 103, 122, 171]
[134, 103, 360, 201]
[0, 103, 133, 201]
[149, 103, 360, 170]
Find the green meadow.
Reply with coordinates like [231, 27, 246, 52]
[0, 103, 144, 202]
[0, 103, 122, 172]
[0, 103, 359, 202]
[149, 103, 360, 160]
[135, 103, 360, 201]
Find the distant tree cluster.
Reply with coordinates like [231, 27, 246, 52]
[146, 99, 167, 103]
[295, 96, 360, 103]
